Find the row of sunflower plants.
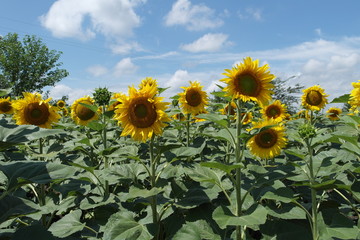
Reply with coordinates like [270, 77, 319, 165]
[0, 57, 360, 240]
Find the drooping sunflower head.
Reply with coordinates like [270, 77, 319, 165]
[247, 119, 287, 159]
[261, 100, 288, 122]
[220, 57, 275, 106]
[172, 112, 186, 121]
[0, 97, 13, 114]
[178, 81, 208, 115]
[114, 84, 171, 142]
[301, 85, 328, 111]
[57, 100, 66, 108]
[139, 77, 158, 91]
[239, 112, 253, 125]
[348, 80, 360, 112]
[326, 107, 342, 121]
[12, 92, 60, 128]
[219, 102, 237, 116]
[71, 96, 99, 126]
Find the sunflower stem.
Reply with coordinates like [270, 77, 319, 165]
[149, 135, 159, 239]
[235, 99, 244, 240]
[102, 106, 109, 198]
[186, 113, 191, 147]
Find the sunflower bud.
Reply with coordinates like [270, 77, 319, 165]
[298, 123, 316, 140]
[93, 87, 112, 106]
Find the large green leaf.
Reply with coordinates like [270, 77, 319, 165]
[12, 224, 56, 240]
[171, 141, 206, 157]
[261, 187, 295, 203]
[0, 196, 39, 223]
[0, 161, 77, 191]
[212, 204, 268, 229]
[195, 113, 228, 128]
[172, 220, 221, 240]
[103, 211, 152, 240]
[48, 210, 85, 238]
[330, 94, 350, 103]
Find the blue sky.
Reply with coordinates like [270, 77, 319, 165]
[1, 0, 360, 105]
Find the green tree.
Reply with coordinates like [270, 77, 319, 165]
[272, 77, 304, 115]
[0, 33, 69, 97]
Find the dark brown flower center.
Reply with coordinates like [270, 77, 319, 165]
[306, 90, 323, 106]
[255, 129, 278, 148]
[234, 73, 260, 96]
[225, 103, 236, 115]
[129, 97, 157, 128]
[266, 105, 281, 118]
[0, 101, 12, 113]
[76, 101, 95, 121]
[24, 102, 50, 125]
[329, 110, 339, 118]
[57, 101, 65, 108]
[185, 89, 202, 107]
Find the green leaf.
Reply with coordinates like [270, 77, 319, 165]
[261, 187, 295, 203]
[0, 161, 77, 191]
[12, 224, 56, 240]
[310, 180, 337, 190]
[200, 161, 242, 175]
[330, 94, 350, 103]
[48, 210, 85, 238]
[351, 181, 360, 202]
[103, 211, 152, 240]
[0, 88, 11, 97]
[0, 196, 39, 223]
[212, 204, 268, 229]
[126, 186, 164, 200]
[171, 141, 206, 157]
[195, 113, 228, 128]
[79, 102, 98, 113]
[172, 220, 221, 240]
[87, 121, 105, 131]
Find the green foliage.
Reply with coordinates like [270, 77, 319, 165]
[0, 33, 69, 97]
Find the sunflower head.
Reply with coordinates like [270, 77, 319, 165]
[114, 84, 170, 142]
[301, 85, 328, 111]
[172, 112, 186, 121]
[108, 92, 126, 111]
[178, 81, 208, 115]
[0, 97, 13, 114]
[220, 57, 275, 106]
[57, 100, 66, 108]
[348, 80, 360, 112]
[93, 87, 112, 106]
[139, 77, 158, 90]
[261, 100, 288, 122]
[12, 92, 60, 128]
[71, 96, 99, 126]
[326, 107, 342, 121]
[247, 119, 287, 159]
[219, 102, 237, 116]
[240, 112, 253, 125]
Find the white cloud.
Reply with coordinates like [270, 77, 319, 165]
[40, 0, 144, 43]
[180, 33, 230, 53]
[238, 8, 263, 21]
[164, 0, 223, 31]
[87, 65, 109, 77]
[113, 58, 138, 77]
[109, 41, 143, 55]
[48, 84, 92, 104]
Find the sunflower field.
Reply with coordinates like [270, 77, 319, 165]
[0, 57, 360, 240]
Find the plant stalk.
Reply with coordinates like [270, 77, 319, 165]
[235, 99, 243, 240]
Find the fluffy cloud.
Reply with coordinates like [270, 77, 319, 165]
[113, 58, 138, 77]
[48, 84, 92, 104]
[238, 8, 263, 21]
[164, 0, 223, 31]
[180, 33, 230, 53]
[40, 0, 144, 42]
[87, 65, 109, 77]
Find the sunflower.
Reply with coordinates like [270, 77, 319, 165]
[108, 92, 126, 111]
[296, 109, 310, 119]
[172, 112, 186, 121]
[326, 107, 342, 121]
[301, 85, 328, 111]
[139, 77, 158, 91]
[220, 57, 275, 106]
[239, 112, 253, 125]
[71, 96, 99, 125]
[247, 120, 287, 159]
[114, 84, 170, 142]
[219, 102, 237, 116]
[348, 80, 360, 112]
[178, 81, 208, 115]
[57, 100, 66, 108]
[261, 100, 288, 122]
[12, 92, 60, 128]
[0, 97, 13, 114]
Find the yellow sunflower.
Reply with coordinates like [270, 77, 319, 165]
[139, 77, 158, 90]
[178, 81, 208, 115]
[219, 102, 237, 116]
[326, 107, 342, 121]
[114, 84, 170, 142]
[71, 96, 99, 125]
[247, 120, 287, 159]
[12, 92, 60, 128]
[0, 97, 13, 114]
[301, 85, 328, 111]
[220, 57, 275, 106]
[239, 112, 253, 125]
[172, 112, 186, 121]
[57, 100, 66, 108]
[348, 80, 360, 112]
[261, 100, 288, 122]
[108, 92, 126, 111]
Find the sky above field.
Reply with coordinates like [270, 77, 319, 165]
[1, 0, 360, 104]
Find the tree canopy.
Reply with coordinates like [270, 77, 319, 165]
[0, 33, 69, 97]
